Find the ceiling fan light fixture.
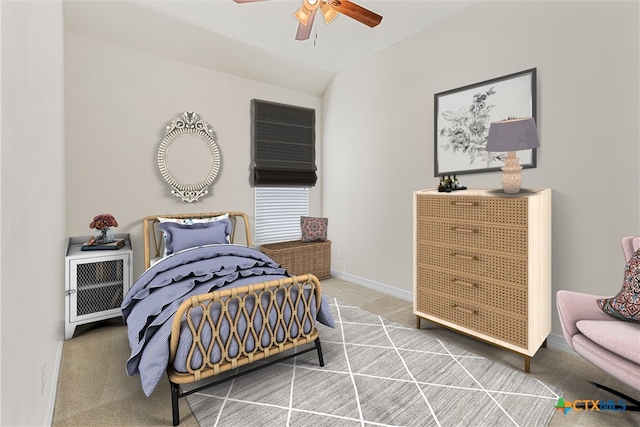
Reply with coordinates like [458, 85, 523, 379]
[321, 2, 338, 24]
[238, 0, 383, 39]
[294, 6, 312, 25]
[303, 0, 320, 10]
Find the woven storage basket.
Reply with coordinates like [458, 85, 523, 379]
[260, 240, 331, 280]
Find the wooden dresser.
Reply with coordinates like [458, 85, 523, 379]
[413, 188, 551, 372]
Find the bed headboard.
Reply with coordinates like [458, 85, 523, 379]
[142, 212, 252, 269]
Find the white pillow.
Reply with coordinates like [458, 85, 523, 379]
[158, 213, 229, 225]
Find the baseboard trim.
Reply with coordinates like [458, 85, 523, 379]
[330, 269, 413, 302]
[546, 331, 575, 354]
[329, 269, 576, 356]
[45, 340, 64, 426]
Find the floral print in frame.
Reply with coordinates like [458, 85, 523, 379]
[434, 68, 537, 177]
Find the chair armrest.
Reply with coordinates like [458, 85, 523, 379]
[556, 290, 612, 349]
[621, 235, 636, 262]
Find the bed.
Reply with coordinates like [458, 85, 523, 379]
[121, 212, 334, 426]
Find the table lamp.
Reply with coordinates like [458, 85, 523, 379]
[486, 117, 539, 194]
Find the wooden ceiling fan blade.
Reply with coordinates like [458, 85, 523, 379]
[328, 0, 382, 28]
[295, 9, 317, 41]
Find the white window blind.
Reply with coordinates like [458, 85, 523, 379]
[255, 186, 309, 244]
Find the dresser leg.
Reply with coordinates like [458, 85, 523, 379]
[416, 316, 421, 329]
[542, 339, 547, 348]
[524, 355, 531, 373]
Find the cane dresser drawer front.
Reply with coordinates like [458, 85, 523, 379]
[416, 292, 528, 348]
[417, 219, 527, 257]
[413, 188, 552, 373]
[418, 243, 528, 287]
[417, 268, 527, 318]
[416, 194, 528, 227]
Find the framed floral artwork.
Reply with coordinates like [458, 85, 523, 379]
[434, 68, 537, 176]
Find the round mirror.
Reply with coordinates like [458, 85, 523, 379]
[158, 112, 221, 202]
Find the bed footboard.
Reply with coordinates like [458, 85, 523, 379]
[167, 274, 325, 426]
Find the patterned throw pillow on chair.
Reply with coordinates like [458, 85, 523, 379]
[300, 216, 328, 242]
[598, 249, 640, 323]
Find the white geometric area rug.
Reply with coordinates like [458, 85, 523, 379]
[185, 297, 561, 427]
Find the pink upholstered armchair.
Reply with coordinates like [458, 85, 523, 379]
[556, 236, 640, 395]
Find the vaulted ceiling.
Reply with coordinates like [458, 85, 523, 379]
[64, 1, 478, 96]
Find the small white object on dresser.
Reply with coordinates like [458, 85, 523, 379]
[64, 234, 133, 340]
[413, 188, 551, 372]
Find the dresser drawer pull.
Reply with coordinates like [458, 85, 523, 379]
[450, 227, 479, 234]
[452, 305, 477, 315]
[450, 253, 478, 261]
[450, 201, 479, 206]
[452, 279, 478, 288]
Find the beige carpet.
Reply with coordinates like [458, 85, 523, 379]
[52, 277, 639, 426]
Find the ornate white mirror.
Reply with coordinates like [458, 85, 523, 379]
[158, 111, 221, 202]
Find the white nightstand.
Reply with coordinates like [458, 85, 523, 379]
[64, 233, 133, 339]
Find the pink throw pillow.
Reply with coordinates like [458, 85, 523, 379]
[300, 216, 328, 242]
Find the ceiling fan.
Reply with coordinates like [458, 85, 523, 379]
[233, 0, 383, 41]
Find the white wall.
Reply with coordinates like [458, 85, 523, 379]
[64, 32, 323, 279]
[0, 1, 66, 425]
[322, 1, 639, 337]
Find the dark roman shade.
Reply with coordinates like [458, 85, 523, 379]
[251, 99, 317, 186]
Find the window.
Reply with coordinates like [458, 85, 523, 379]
[251, 99, 317, 186]
[254, 186, 309, 244]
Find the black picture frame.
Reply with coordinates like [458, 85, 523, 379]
[434, 68, 537, 177]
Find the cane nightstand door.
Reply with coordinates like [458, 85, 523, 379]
[413, 188, 551, 372]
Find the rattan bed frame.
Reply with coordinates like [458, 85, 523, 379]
[141, 212, 325, 426]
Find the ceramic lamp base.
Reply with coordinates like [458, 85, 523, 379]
[501, 151, 523, 194]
